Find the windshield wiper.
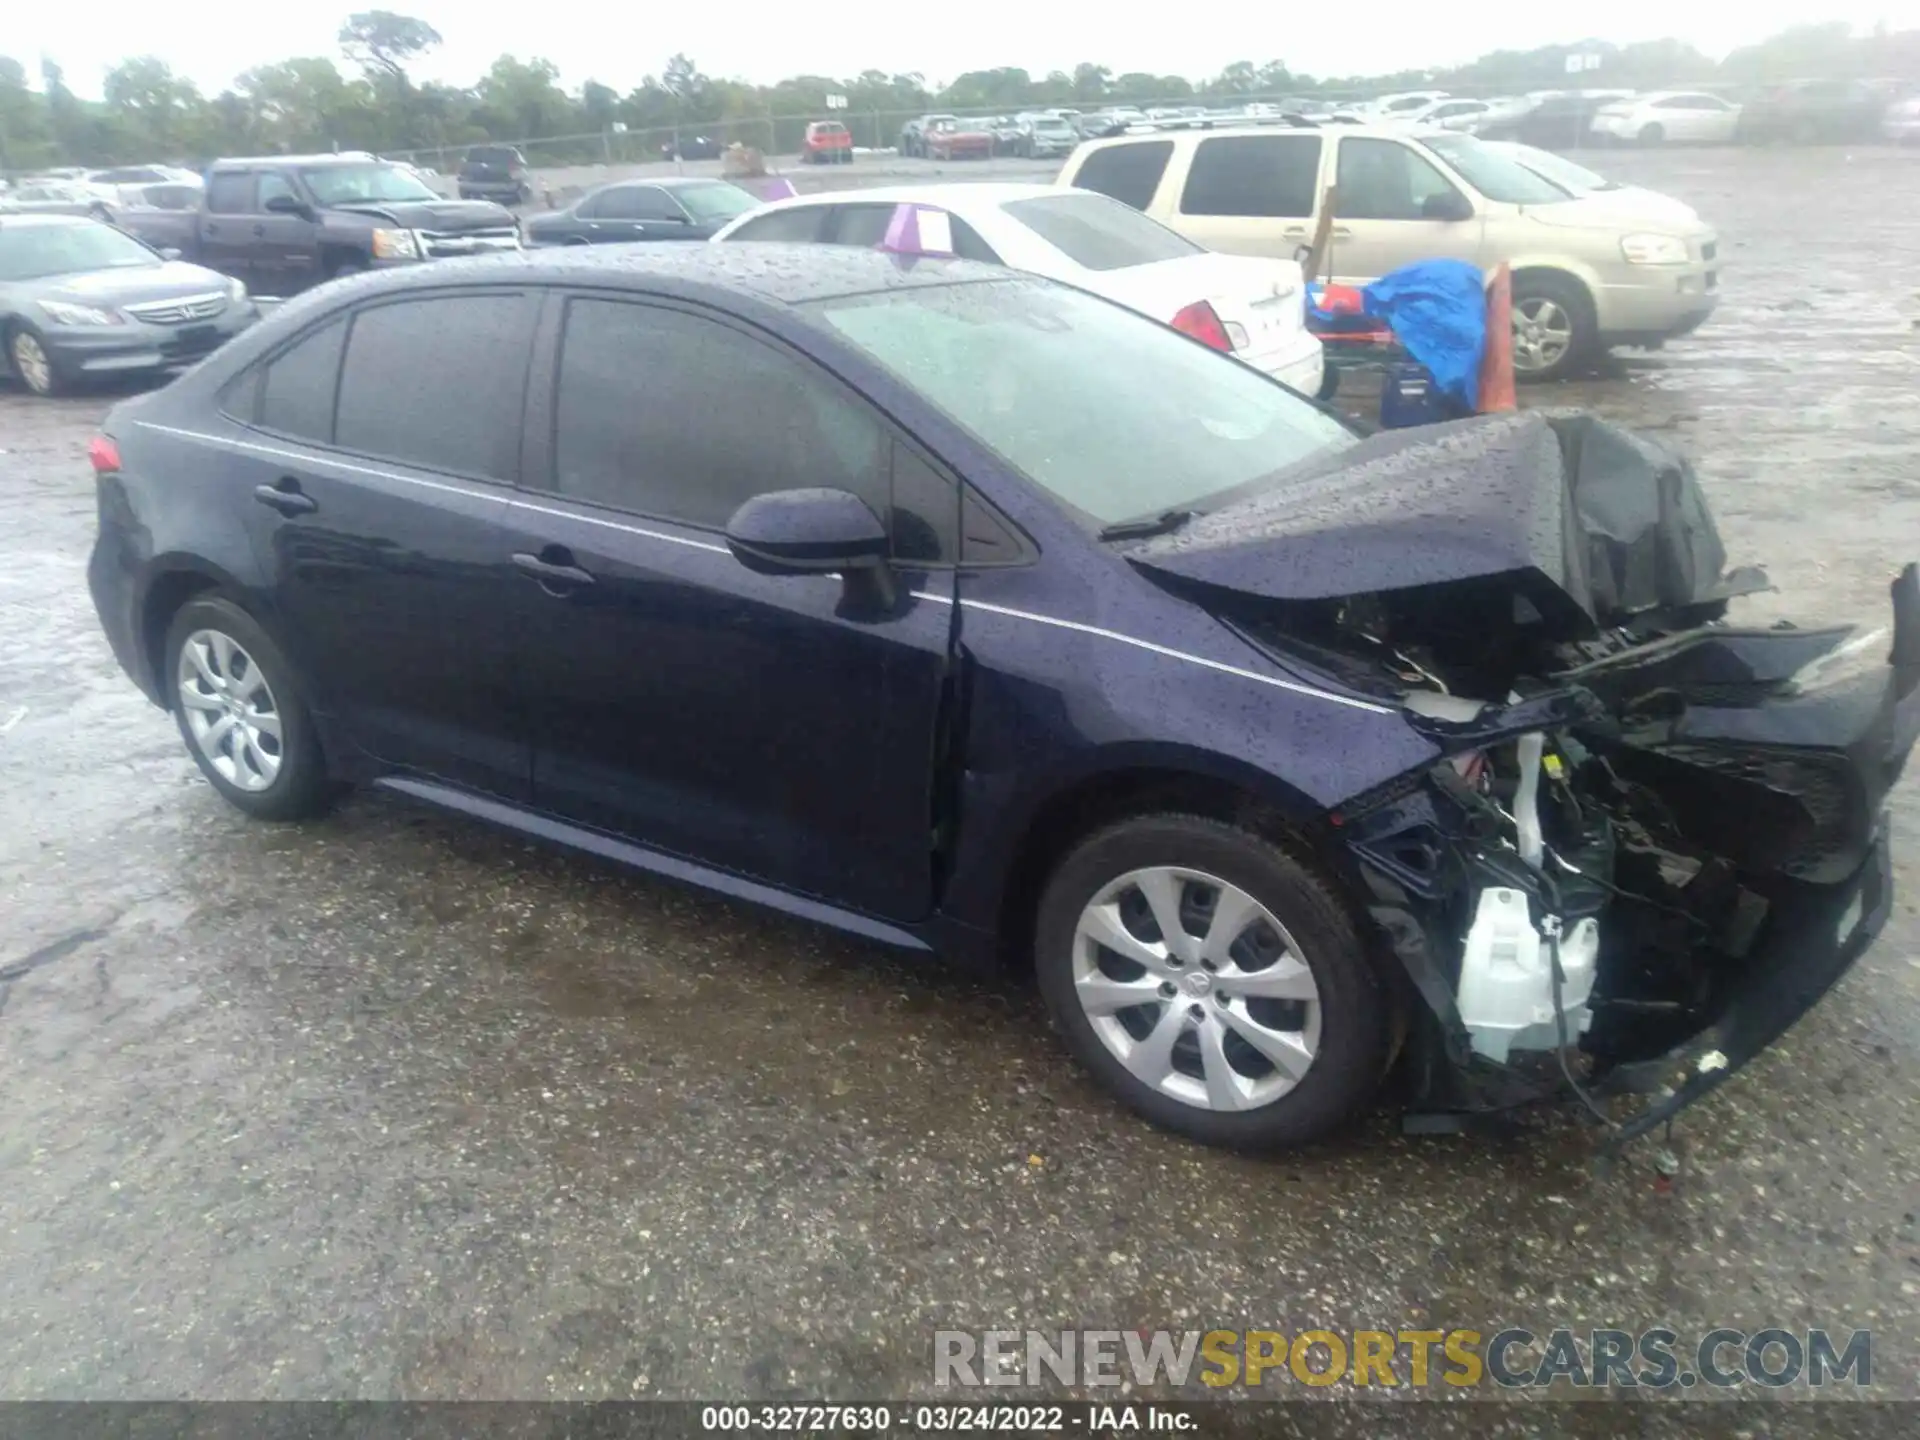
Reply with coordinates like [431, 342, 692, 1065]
[1098, 508, 1195, 542]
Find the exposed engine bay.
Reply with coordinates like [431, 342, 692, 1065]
[1127, 411, 1920, 1140]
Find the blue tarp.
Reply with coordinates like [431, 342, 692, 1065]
[1359, 260, 1487, 412]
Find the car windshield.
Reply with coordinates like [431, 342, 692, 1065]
[0, 222, 157, 280]
[299, 164, 439, 205]
[1420, 135, 1570, 205]
[675, 181, 758, 223]
[809, 277, 1355, 528]
[1498, 143, 1616, 195]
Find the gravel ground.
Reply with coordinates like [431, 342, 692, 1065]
[1, 147, 1918, 1414]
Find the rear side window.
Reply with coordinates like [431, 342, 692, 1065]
[552, 298, 889, 529]
[1179, 135, 1322, 218]
[1002, 194, 1197, 271]
[255, 317, 347, 441]
[726, 207, 829, 243]
[205, 172, 254, 214]
[334, 294, 535, 480]
[1070, 140, 1173, 212]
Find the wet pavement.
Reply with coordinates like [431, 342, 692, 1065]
[2, 147, 1919, 1406]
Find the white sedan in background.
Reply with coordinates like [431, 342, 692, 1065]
[1590, 92, 1742, 145]
[711, 183, 1326, 397]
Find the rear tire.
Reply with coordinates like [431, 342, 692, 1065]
[164, 595, 333, 822]
[1034, 814, 1388, 1150]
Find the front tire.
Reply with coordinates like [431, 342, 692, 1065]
[1034, 814, 1387, 1149]
[1511, 272, 1596, 383]
[8, 325, 64, 396]
[1638, 121, 1666, 145]
[165, 595, 333, 821]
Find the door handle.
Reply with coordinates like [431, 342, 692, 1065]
[252, 223, 266, 237]
[253, 478, 317, 516]
[512, 549, 596, 589]
[1330, 226, 1354, 237]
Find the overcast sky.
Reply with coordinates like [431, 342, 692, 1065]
[11, 3, 1904, 99]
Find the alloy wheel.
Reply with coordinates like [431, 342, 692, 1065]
[1512, 297, 1574, 374]
[11, 332, 53, 396]
[176, 628, 284, 792]
[1071, 866, 1322, 1112]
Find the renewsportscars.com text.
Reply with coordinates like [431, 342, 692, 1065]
[934, 1327, 1873, 1390]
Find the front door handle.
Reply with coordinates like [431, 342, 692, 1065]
[253, 478, 316, 515]
[512, 549, 596, 590]
[252, 223, 266, 237]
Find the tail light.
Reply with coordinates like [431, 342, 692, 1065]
[88, 435, 121, 474]
[1170, 300, 1232, 352]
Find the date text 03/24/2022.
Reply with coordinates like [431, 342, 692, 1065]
[700, 1404, 1192, 1431]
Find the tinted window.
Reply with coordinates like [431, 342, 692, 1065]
[1004, 193, 1198, 270]
[205, 173, 254, 214]
[1070, 140, 1173, 212]
[1335, 137, 1460, 220]
[590, 185, 681, 221]
[553, 298, 888, 529]
[256, 317, 347, 441]
[1179, 135, 1322, 218]
[823, 204, 1000, 261]
[889, 444, 957, 564]
[335, 295, 534, 479]
[257, 171, 300, 209]
[726, 208, 829, 242]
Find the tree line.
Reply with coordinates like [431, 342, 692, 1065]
[2, 12, 1915, 170]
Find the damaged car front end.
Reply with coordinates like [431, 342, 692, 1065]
[1126, 411, 1920, 1144]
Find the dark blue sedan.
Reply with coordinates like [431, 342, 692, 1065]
[86, 243, 1917, 1150]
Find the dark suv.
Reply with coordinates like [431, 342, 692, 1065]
[84, 245, 1917, 1153]
[458, 145, 531, 205]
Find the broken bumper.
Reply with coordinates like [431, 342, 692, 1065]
[1597, 813, 1892, 1146]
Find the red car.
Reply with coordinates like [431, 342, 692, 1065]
[926, 117, 994, 161]
[802, 121, 854, 164]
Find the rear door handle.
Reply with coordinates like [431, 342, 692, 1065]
[252, 223, 265, 237]
[253, 479, 316, 516]
[512, 549, 596, 589]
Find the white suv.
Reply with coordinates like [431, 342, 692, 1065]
[1057, 123, 1721, 381]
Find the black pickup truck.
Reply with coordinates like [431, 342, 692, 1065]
[119, 154, 521, 297]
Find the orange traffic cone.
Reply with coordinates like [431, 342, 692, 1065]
[1479, 263, 1517, 413]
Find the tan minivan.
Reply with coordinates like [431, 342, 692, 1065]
[1057, 124, 1721, 381]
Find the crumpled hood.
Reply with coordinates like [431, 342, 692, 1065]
[1125, 411, 1761, 635]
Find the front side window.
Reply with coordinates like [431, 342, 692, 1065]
[205, 172, 254, 214]
[810, 277, 1354, 529]
[674, 182, 759, 224]
[551, 298, 889, 530]
[589, 186, 679, 221]
[1179, 135, 1322, 218]
[257, 172, 301, 209]
[334, 294, 535, 479]
[1335, 138, 1462, 220]
[1070, 141, 1173, 212]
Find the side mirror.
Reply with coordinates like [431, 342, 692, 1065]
[264, 193, 313, 220]
[1422, 191, 1473, 223]
[725, 488, 888, 576]
[157, 246, 184, 261]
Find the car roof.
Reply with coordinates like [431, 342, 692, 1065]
[753, 181, 1075, 214]
[1075, 121, 1446, 150]
[211, 154, 393, 169]
[310, 240, 1010, 308]
[0, 212, 98, 228]
[591, 175, 745, 191]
